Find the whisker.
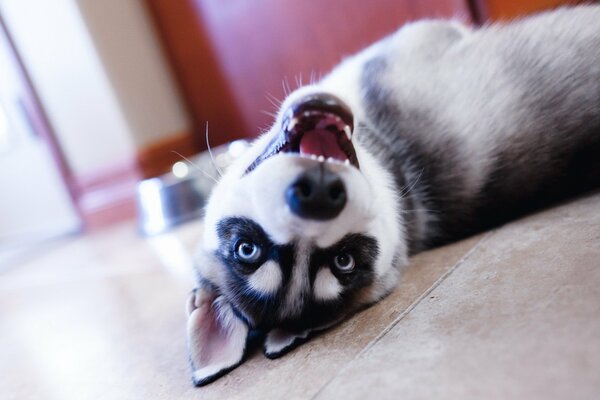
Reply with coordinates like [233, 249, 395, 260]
[171, 150, 219, 183]
[266, 92, 282, 108]
[282, 77, 292, 96]
[282, 79, 288, 96]
[399, 168, 424, 199]
[205, 122, 223, 177]
[261, 110, 278, 118]
[401, 208, 440, 215]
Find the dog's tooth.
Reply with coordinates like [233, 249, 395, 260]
[317, 155, 325, 162]
[344, 126, 352, 140]
[287, 118, 298, 131]
[311, 154, 318, 160]
[344, 159, 351, 166]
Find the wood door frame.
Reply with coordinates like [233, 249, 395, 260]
[143, 0, 248, 146]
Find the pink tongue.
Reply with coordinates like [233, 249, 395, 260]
[299, 130, 348, 161]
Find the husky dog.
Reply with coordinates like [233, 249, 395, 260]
[187, 6, 600, 386]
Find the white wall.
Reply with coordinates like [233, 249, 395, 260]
[0, 0, 136, 176]
[0, 0, 190, 176]
[0, 21, 81, 244]
[75, 0, 189, 148]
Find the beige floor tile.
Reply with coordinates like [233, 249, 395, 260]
[0, 220, 202, 291]
[0, 272, 192, 400]
[0, 218, 482, 399]
[315, 193, 600, 400]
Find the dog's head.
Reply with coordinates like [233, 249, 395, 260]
[188, 89, 405, 386]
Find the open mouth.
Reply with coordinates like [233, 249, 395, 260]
[245, 93, 359, 173]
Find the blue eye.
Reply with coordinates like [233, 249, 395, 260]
[234, 240, 262, 263]
[333, 253, 355, 273]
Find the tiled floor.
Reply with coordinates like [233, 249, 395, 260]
[1, 192, 599, 400]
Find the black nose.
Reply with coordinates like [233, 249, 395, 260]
[286, 166, 347, 220]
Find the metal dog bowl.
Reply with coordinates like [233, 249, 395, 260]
[136, 140, 248, 236]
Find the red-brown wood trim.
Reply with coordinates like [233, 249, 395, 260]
[74, 159, 141, 231]
[143, 0, 248, 146]
[467, 0, 489, 24]
[470, 0, 591, 22]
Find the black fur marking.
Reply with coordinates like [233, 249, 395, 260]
[309, 233, 379, 289]
[278, 233, 379, 333]
[360, 56, 474, 250]
[216, 217, 295, 281]
[215, 218, 380, 333]
[215, 217, 296, 328]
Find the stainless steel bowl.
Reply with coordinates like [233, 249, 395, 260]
[136, 140, 248, 235]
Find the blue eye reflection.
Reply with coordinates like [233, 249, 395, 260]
[333, 253, 355, 273]
[234, 240, 262, 263]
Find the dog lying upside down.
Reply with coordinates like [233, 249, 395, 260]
[186, 5, 600, 386]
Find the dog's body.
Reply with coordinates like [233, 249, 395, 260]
[188, 6, 600, 386]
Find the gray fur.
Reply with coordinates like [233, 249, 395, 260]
[358, 6, 600, 250]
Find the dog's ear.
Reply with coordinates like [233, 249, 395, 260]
[263, 328, 311, 359]
[187, 287, 249, 386]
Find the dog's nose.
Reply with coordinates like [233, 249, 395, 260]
[286, 166, 347, 220]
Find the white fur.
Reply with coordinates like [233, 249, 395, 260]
[280, 241, 311, 318]
[264, 329, 309, 356]
[313, 267, 342, 301]
[247, 260, 282, 295]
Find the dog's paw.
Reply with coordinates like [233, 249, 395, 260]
[263, 329, 310, 359]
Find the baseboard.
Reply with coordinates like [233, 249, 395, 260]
[73, 159, 141, 230]
[74, 130, 200, 230]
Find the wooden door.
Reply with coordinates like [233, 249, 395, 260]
[470, 0, 594, 22]
[145, 0, 472, 146]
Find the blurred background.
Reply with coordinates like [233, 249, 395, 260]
[0, 0, 585, 265]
